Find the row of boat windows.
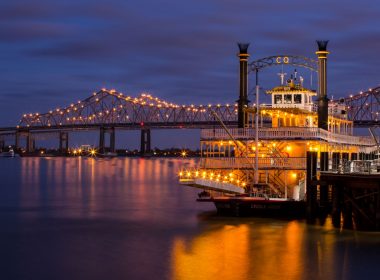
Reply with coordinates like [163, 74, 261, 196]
[274, 94, 312, 104]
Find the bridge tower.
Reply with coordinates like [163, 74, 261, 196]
[140, 129, 151, 155]
[59, 132, 69, 154]
[15, 131, 35, 153]
[237, 43, 250, 128]
[316, 40, 329, 130]
[99, 127, 116, 154]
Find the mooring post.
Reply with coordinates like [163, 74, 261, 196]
[306, 151, 318, 220]
[332, 182, 343, 228]
[343, 187, 353, 229]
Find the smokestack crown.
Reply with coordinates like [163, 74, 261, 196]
[237, 43, 250, 54]
[316, 40, 329, 51]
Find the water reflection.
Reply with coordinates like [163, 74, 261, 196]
[0, 158, 379, 280]
[171, 217, 380, 280]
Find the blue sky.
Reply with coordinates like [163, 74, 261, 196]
[1, 0, 379, 148]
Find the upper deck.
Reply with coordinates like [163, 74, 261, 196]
[201, 127, 376, 148]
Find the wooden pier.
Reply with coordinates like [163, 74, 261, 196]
[306, 152, 380, 231]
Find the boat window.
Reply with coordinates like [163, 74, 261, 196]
[284, 94, 292, 104]
[294, 94, 302, 104]
[274, 95, 282, 104]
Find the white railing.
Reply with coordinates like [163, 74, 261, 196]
[201, 127, 376, 147]
[179, 177, 245, 194]
[266, 103, 318, 112]
[200, 157, 306, 170]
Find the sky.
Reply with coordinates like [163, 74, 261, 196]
[1, 0, 380, 148]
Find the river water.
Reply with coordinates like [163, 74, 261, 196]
[0, 157, 379, 280]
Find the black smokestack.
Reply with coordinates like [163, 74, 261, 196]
[237, 43, 250, 128]
[316, 40, 329, 130]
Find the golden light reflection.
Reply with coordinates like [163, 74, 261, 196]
[171, 224, 249, 280]
[170, 220, 322, 280]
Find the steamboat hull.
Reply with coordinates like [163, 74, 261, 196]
[198, 197, 306, 217]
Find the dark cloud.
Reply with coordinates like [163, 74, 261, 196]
[0, 0, 380, 129]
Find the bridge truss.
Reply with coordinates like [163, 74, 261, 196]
[17, 85, 380, 130]
[19, 89, 238, 129]
[342, 86, 380, 127]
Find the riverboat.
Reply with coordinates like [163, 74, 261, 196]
[178, 70, 378, 217]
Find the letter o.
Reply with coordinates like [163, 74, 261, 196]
[283, 57, 289, 64]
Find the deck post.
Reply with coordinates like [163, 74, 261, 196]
[332, 152, 340, 171]
[320, 152, 329, 209]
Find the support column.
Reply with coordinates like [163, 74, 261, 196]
[146, 129, 151, 153]
[306, 151, 318, 220]
[15, 132, 20, 150]
[316, 40, 329, 131]
[59, 132, 69, 154]
[99, 127, 105, 154]
[237, 43, 250, 128]
[26, 132, 34, 153]
[110, 127, 115, 153]
[140, 129, 151, 155]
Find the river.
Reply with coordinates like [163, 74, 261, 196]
[0, 157, 379, 280]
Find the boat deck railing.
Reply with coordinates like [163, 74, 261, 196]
[201, 127, 376, 147]
[200, 157, 306, 170]
[323, 159, 380, 175]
